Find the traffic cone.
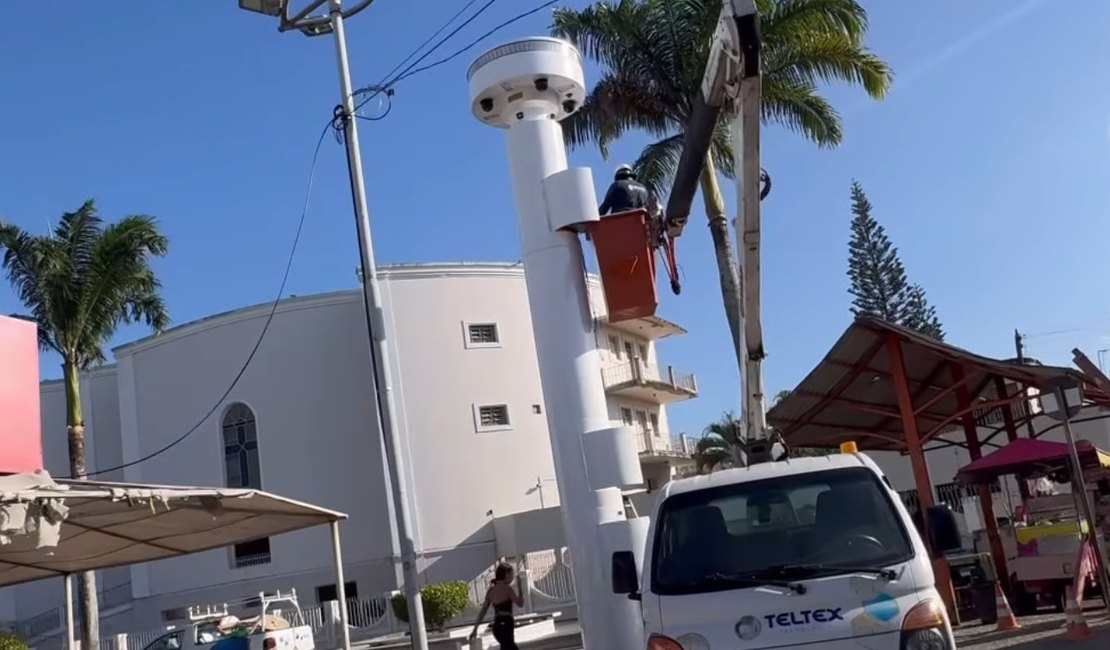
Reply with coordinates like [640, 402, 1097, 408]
[994, 583, 1021, 631]
[1064, 586, 1093, 641]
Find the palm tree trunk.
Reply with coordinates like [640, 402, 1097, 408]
[64, 361, 100, 650]
[698, 158, 743, 370]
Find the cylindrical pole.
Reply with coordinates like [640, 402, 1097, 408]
[1059, 395, 1110, 599]
[330, 521, 352, 650]
[65, 574, 76, 650]
[503, 104, 623, 649]
[327, 1, 428, 648]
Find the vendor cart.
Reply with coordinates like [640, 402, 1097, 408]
[956, 437, 1110, 615]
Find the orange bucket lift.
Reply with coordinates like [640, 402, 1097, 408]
[584, 208, 681, 323]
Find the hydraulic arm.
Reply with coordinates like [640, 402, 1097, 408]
[666, 1, 775, 455]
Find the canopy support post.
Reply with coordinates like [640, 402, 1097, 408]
[64, 573, 76, 650]
[330, 520, 352, 650]
[995, 377, 1031, 500]
[955, 366, 1012, 597]
[887, 334, 958, 623]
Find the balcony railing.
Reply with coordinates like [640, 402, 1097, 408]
[233, 552, 273, 568]
[601, 360, 698, 399]
[632, 430, 695, 457]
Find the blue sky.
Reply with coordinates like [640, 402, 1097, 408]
[2, 0, 1109, 443]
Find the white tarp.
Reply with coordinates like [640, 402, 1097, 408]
[0, 471, 345, 587]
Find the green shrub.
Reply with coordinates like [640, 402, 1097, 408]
[0, 632, 28, 650]
[390, 581, 472, 631]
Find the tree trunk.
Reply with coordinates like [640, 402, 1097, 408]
[64, 361, 100, 650]
[698, 158, 743, 370]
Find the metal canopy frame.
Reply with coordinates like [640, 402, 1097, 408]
[767, 317, 1104, 609]
[0, 473, 351, 650]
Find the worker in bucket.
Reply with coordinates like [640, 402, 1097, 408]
[598, 163, 652, 215]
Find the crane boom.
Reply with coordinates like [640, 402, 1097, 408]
[666, 1, 770, 451]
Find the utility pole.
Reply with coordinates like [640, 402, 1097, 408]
[1014, 329, 1038, 438]
[237, 2, 428, 648]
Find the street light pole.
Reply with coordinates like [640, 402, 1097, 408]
[237, 1, 428, 648]
[326, 3, 429, 647]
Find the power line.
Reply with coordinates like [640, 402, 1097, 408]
[391, 0, 558, 84]
[352, 0, 558, 115]
[82, 0, 556, 476]
[78, 122, 331, 479]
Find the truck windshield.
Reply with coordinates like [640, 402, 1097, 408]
[651, 467, 914, 595]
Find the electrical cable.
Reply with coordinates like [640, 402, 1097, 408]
[76, 122, 332, 479]
[351, 0, 502, 115]
[352, 0, 557, 116]
[390, 0, 559, 84]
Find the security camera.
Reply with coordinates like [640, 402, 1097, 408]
[534, 77, 549, 92]
[562, 99, 577, 113]
[480, 98, 494, 112]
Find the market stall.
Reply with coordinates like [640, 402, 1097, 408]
[956, 437, 1110, 614]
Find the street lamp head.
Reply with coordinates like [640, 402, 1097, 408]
[239, 0, 285, 17]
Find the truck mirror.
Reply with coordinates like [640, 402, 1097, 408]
[611, 550, 640, 596]
[925, 504, 961, 554]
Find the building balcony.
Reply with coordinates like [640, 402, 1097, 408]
[601, 360, 697, 404]
[600, 314, 687, 341]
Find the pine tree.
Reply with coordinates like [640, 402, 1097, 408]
[903, 284, 945, 340]
[846, 181, 945, 340]
[847, 181, 910, 322]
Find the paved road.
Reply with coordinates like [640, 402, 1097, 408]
[955, 608, 1109, 649]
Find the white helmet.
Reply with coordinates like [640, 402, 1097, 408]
[615, 163, 634, 180]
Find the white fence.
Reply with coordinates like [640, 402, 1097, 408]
[25, 549, 578, 650]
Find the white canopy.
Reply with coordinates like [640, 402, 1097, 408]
[0, 471, 346, 587]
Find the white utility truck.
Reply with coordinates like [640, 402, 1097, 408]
[612, 448, 962, 649]
[141, 591, 315, 650]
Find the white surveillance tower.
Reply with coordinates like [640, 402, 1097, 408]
[468, 38, 648, 649]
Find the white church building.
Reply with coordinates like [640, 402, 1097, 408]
[0, 262, 699, 640]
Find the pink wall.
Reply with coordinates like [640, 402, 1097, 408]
[0, 315, 42, 473]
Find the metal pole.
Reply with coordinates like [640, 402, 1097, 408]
[1058, 391, 1110, 603]
[65, 574, 76, 650]
[326, 1, 428, 647]
[330, 521, 352, 650]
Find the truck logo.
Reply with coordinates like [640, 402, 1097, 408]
[763, 608, 844, 628]
[735, 615, 762, 640]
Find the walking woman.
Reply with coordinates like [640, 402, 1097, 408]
[468, 563, 522, 649]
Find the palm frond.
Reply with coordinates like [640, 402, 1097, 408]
[634, 134, 685, 198]
[760, 0, 870, 45]
[552, 1, 690, 116]
[765, 33, 892, 99]
[560, 73, 676, 155]
[0, 206, 169, 366]
[762, 76, 843, 147]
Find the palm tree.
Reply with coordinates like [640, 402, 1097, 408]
[0, 201, 169, 650]
[552, 0, 892, 367]
[693, 411, 744, 473]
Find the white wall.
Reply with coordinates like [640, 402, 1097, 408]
[4, 263, 692, 631]
[113, 291, 397, 599]
[378, 265, 561, 583]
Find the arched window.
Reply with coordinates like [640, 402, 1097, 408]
[221, 403, 270, 567]
[222, 403, 261, 490]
